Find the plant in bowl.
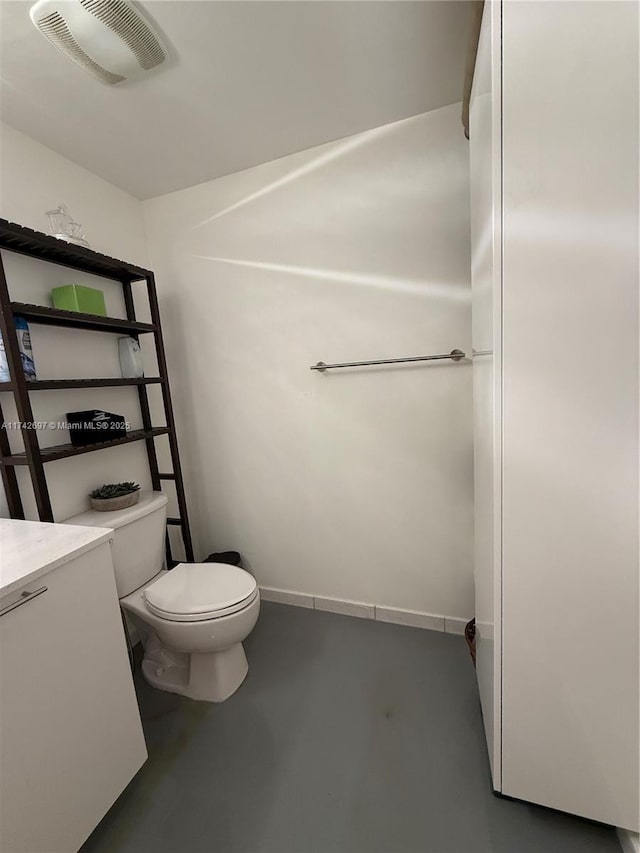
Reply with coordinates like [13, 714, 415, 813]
[89, 482, 140, 512]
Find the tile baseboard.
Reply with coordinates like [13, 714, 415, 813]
[258, 586, 470, 635]
[375, 605, 444, 632]
[617, 829, 640, 853]
[314, 596, 375, 620]
[444, 617, 469, 636]
[258, 587, 314, 608]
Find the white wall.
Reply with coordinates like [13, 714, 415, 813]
[0, 122, 154, 522]
[144, 103, 473, 618]
[0, 108, 474, 619]
[0, 123, 147, 264]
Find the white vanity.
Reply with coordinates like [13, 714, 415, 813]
[0, 519, 147, 853]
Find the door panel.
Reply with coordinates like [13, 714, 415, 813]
[470, 0, 502, 788]
[501, 0, 639, 829]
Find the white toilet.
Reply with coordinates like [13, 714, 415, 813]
[66, 492, 260, 702]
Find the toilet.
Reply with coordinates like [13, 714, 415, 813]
[65, 492, 260, 702]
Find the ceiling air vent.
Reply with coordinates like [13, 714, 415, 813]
[30, 0, 167, 85]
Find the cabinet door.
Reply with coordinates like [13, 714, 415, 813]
[501, 0, 639, 830]
[0, 542, 147, 852]
[470, 0, 502, 788]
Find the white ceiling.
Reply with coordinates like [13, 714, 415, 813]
[0, 1, 471, 199]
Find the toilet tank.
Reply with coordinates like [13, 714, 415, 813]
[64, 491, 169, 597]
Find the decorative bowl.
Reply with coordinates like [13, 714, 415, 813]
[89, 491, 140, 512]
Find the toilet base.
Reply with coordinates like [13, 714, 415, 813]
[141, 640, 249, 702]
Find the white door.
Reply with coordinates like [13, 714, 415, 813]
[501, 0, 639, 830]
[470, 0, 502, 788]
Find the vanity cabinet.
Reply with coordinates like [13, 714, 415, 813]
[0, 520, 147, 852]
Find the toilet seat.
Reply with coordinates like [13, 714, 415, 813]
[143, 562, 258, 622]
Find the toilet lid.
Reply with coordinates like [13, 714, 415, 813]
[143, 562, 258, 622]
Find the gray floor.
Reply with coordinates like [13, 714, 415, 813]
[82, 602, 621, 853]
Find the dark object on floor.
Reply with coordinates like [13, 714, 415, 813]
[465, 617, 476, 666]
[204, 551, 242, 567]
[66, 409, 127, 446]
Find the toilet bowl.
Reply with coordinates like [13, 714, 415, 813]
[121, 563, 260, 702]
[65, 492, 260, 702]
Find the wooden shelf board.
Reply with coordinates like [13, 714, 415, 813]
[1, 378, 163, 392]
[0, 219, 151, 282]
[1, 427, 170, 465]
[11, 302, 156, 335]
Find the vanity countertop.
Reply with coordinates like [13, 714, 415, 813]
[0, 518, 113, 598]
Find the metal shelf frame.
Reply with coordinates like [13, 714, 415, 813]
[0, 218, 194, 566]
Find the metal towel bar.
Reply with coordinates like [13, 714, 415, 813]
[310, 349, 465, 372]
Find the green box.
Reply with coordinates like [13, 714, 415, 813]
[51, 284, 107, 316]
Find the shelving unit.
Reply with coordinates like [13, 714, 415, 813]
[0, 218, 194, 565]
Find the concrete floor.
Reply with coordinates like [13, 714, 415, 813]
[82, 602, 621, 853]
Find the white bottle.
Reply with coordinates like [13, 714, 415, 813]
[0, 332, 9, 382]
[118, 337, 144, 379]
[15, 317, 36, 380]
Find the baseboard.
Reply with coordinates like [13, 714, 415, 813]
[257, 587, 314, 609]
[617, 829, 640, 853]
[258, 586, 470, 635]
